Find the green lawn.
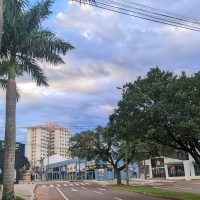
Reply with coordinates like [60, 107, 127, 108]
[112, 185, 200, 200]
[16, 197, 25, 200]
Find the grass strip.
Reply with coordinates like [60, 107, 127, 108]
[112, 185, 200, 200]
[16, 196, 25, 200]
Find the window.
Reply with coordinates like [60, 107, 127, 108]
[194, 164, 200, 176]
[168, 164, 185, 177]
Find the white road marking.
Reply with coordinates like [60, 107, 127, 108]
[93, 191, 103, 195]
[57, 184, 61, 187]
[63, 184, 68, 187]
[50, 185, 54, 188]
[81, 183, 85, 185]
[56, 187, 69, 200]
[193, 183, 200, 185]
[113, 197, 123, 200]
[69, 183, 74, 186]
[42, 185, 46, 188]
[85, 183, 90, 185]
[71, 188, 77, 192]
[75, 183, 80, 185]
[81, 187, 87, 190]
[97, 188, 106, 191]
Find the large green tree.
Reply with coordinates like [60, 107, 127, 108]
[70, 126, 160, 184]
[115, 67, 200, 166]
[0, 0, 74, 199]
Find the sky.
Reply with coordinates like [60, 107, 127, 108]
[0, 0, 200, 146]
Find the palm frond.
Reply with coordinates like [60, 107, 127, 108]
[25, 0, 53, 31]
[3, 0, 28, 27]
[17, 57, 49, 87]
[0, 78, 7, 89]
[20, 29, 74, 65]
[0, 61, 9, 77]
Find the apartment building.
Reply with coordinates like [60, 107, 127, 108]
[27, 124, 72, 167]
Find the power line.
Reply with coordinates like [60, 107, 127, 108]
[72, 0, 200, 32]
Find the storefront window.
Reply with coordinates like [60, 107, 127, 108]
[194, 164, 200, 176]
[168, 164, 185, 177]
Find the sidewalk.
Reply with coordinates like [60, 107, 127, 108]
[0, 183, 35, 200]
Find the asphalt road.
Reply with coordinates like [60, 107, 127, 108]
[151, 180, 200, 194]
[34, 181, 166, 200]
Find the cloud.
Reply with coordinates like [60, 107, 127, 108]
[1, 0, 200, 146]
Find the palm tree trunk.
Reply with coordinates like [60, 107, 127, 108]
[2, 66, 16, 200]
[0, 0, 3, 50]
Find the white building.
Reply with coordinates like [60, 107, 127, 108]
[144, 154, 200, 180]
[27, 124, 72, 167]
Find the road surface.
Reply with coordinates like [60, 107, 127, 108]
[34, 181, 166, 200]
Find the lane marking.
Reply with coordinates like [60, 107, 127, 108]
[81, 183, 85, 185]
[71, 188, 77, 192]
[63, 184, 68, 187]
[97, 188, 106, 191]
[81, 187, 87, 190]
[93, 191, 103, 195]
[85, 183, 90, 185]
[42, 185, 46, 188]
[113, 197, 123, 200]
[69, 183, 74, 186]
[75, 183, 80, 185]
[57, 184, 61, 187]
[56, 187, 69, 200]
[50, 185, 54, 188]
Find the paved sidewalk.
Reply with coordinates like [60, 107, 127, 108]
[0, 183, 35, 200]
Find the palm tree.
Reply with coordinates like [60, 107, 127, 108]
[0, 0, 74, 199]
[0, 0, 2, 50]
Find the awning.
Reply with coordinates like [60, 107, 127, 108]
[165, 162, 183, 165]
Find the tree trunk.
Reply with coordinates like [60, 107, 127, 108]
[115, 169, 122, 185]
[0, 0, 3, 51]
[2, 70, 16, 199]
[125, 140, 129, 185]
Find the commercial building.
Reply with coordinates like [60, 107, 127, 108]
[38, 155, 138, 181]
[0, 140, 25, 183]
[144, 154, 200, 180]
[27, 124, 72, 168]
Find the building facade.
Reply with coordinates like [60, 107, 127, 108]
[27, 124, 72, 167]
[38, 156, 138, 181]
[0, 140, 25, 183]
[145, 155, 200, 180]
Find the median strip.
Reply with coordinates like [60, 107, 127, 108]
[112, 185, 200, 200]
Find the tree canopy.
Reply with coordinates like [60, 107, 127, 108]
[113, 67, 200, 165]
[70, 125, 169, 184]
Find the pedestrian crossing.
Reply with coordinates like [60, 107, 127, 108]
[40, 182, 94, 189]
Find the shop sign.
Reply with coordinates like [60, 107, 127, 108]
[171, 166, 176, 171]
[80, 163, 85, 172]
[98, 169, 104, 176]
[87, 160, 95, 166]
[68, 164, 75, 172]
[76, 163, 79, 172]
